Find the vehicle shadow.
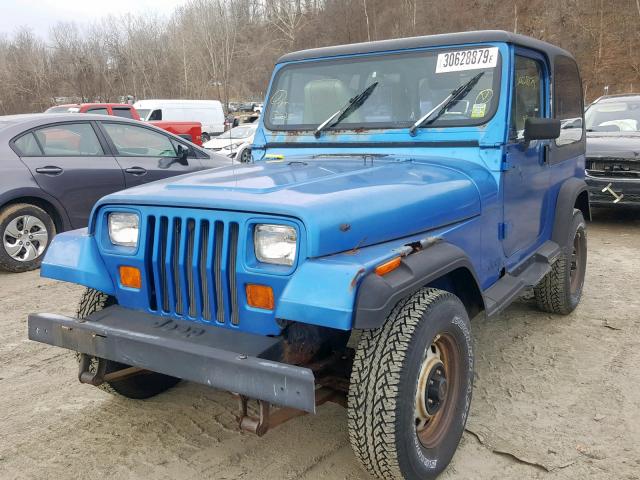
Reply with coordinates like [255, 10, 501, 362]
[590, 205, 640, 226]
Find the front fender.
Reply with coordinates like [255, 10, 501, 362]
[276, 258, 365, 331]
[552, 177, 589, 246]
[353, 242, 482, 329]
[40, 228, 115, 295]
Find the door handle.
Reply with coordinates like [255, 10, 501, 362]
[35, 166, 63, 175]
[125, 166, 147, 176]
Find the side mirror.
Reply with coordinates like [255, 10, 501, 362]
[524, 117, 561, 141]
[176, 144, 189, 165]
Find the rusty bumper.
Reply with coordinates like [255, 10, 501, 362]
[27, 306, 317, 412]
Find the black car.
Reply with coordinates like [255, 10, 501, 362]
[585, 94, 640, 205]
[0, 113, 231, 272]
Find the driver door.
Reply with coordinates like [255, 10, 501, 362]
[502, 52, 551, 259]
[98, 121, 203, 188]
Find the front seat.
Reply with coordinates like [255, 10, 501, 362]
[303, 79, 358, 125]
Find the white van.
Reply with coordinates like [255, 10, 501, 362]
[133, 99, 225, 141]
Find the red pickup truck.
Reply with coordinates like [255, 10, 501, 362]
[44, 103, 203, 145]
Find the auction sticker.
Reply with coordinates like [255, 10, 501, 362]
[436, 47, 499, 73]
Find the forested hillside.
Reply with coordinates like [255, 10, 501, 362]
[0, 0, 638, 114]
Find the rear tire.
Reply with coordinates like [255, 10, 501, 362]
[534, 209, 587, 314]
[348, 288, 474, 480]
[76, 288, 180, 399]
[0, 203, 55, 273]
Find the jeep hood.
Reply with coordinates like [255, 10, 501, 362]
[97, 156, 482, 257]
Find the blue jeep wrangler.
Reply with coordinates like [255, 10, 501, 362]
[29, 31, 588, 479]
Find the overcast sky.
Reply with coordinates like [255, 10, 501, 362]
[0, 0, 190, 38]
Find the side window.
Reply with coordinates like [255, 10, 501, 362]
[14, 132, 43, 156]
[112, 108, 133, 119]
[554, 56, 583, 146]
[510, 56, 542, 138]
[34, 123, 104, 156]
[149, 109, 162, 121]
[102, 123, 176, 157]
[87, 108, 109, 115]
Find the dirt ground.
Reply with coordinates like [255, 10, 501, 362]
[1, 207, 639, 480]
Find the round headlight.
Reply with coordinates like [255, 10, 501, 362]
[108, 212, 140, 247]
[254, 224, 297, 266]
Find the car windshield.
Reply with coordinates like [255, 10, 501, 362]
[265, 46, 501, 131]
[585, 100, 640, 132]
[136, 109, 151, 120]
[224, 125, 255, 139]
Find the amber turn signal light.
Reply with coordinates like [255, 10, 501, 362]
[246, 284, 275, 310]
[375, 256, 402, 276]
[119, 266, 142, 289]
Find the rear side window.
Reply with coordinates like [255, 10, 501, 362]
[14, 133, 43, 156]
[34, 123, 104, 156]
[113, 108, 134, 119]
[102, 123, 176, 157]
[149, 109, 162, 120]
[87, 108, 109, 115]
[554, 56, 583, 146]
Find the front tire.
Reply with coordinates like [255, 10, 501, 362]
[348, 288, 474, 480]
[201, 132, 211, 143]
[0, 203, 55, 273]
[76, 288, 180, 399]
[534, 209, 587, 314]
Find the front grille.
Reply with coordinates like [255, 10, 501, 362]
[586, 158, 640, 178]
[146, 214, 240, 324]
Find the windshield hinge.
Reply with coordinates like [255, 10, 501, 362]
[501, 153, 514, 171]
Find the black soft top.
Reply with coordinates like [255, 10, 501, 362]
[277, 30, 574, 64]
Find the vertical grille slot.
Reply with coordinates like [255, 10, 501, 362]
[228, 223, 240, 325]
[186, 219, 196, 317]
[200, 221, 211, 321]
[214, 221, 225, 323]
[159, 217, 169, 313]
[145, 216, 157, 311]
[173, 218, 183, 315]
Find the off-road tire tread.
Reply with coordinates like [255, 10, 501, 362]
[347, 288, 456, 480]
[534, 209, 585, 315]
[75, 288, 180, 398]
[0, 203, 55, 273]
[75, 288, 119, 395]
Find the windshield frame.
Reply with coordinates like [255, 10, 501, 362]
[264, 45, 503, 133]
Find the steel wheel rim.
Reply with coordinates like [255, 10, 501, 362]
[415, 332, 461, 449]
[569, 230, 585, 294]
[2, 215, 48, 262]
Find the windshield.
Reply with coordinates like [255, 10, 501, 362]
[136, 109, 151, 120]
[585, 100, 640, 132]
[265, 47, 501, 131]
[224, 125, 255, 139]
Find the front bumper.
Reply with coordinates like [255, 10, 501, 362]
[586, 175, 640, 205]
[28, 306, 316, 412]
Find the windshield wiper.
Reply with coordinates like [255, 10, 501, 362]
[314, 81, 379, 138]
[409, 72, 485, 136]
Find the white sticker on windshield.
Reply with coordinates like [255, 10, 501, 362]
[436, 47, 499, 73]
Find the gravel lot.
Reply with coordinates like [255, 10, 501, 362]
[1, 208, 639, 480]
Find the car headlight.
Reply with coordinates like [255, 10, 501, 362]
[254, 224, 297, 266]
[108, 212, 140, 247]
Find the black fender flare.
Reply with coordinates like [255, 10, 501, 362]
[552, 177, 589, 247]
[353, 242, 484, 329]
